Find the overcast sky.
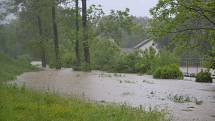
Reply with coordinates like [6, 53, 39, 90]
[88, 0, 159, 17]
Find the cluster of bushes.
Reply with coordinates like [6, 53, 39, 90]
[196, 71, 213, 83]
[153, 64, 183, 79]
[45, 36, 183, 79]
[111, 47, 181, 76]
[90, 38, 183, 79]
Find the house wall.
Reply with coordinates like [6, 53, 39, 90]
[138, 41, 158, 52]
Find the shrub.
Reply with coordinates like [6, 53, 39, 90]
[16, 54, 32, 68]
[136, 48, 157, 74]
[153, 64, 183, 79]
[152, 50, 179, 72]
[114, 52, 142, 73]
[61, 52, 74, 68]
[134, 62, 148, 74]
[196, 71, 212, 83]
[90, 37, 121, 71]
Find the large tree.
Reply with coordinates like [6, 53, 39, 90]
[52, 0, 61, 69]
[3, 0, 52, 66]
[82, 0, 90, 69]
[150, 0, 215, 67]
[75, 0, 80, 65]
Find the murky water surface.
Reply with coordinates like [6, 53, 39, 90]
[14, 68, 215, 121]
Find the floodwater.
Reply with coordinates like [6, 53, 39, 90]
[13, 68, 215, 121]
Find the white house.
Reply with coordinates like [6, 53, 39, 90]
[134, 39, 159, 52]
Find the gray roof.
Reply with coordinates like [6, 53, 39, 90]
[134, 39, 151, 49]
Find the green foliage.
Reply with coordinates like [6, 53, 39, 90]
[16, 54, 31, 65]
[61, 52, 74, 68]
[134, 48, 179, 74]
[204, 46, 215, 70]
[152, 50, 179, 72]
[90, 37, 121, 71]
[0, 53, 33, 82]
[114, 51, 142, 73]
[137, 48, 157, 74]
[150, 0, 215, 69]
[96, 8, 147, 46]
[153, 64, 183, 79]
[104, 47, 180, 75]
[196, 71, 213, 83]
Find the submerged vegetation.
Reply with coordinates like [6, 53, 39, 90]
[153, 64, 183, 79]
[196, 71, 213, 83]
[168, 94, 203, 105]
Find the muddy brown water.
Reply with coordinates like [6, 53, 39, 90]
[13, 68, 215, 121]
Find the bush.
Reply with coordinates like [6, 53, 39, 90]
[152, 50, 179, 73]
[16, 54, 31, 68]
[114, 52, 142, 73]
[153, 64, 183, 79]
[196, 71, 212, 83]
[135, 48, 157, 74]
[90, 37, 121, 71]
[61, 52, 74, 68]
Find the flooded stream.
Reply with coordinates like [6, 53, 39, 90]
[14, 68, 215, 121]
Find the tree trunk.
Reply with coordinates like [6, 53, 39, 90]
[37, 15, 47, 68]
[75, 0, 80, 65]
[81, 0, 90, 69]
[51, 3, 61, 69]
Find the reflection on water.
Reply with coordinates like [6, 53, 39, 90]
[14, 68, 215, 121]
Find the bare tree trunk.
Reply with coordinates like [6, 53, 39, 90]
[81, 0, 90, 69]
[51, 3, 61, 69]
[37, 15, 47, 68]
[75, 0, 80, 65]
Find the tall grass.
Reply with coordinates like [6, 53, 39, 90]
[0, 84, 165, 121]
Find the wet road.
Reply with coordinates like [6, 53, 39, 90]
[14, 68, 215, 121]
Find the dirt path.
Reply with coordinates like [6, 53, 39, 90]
[14, 68, 215, 121]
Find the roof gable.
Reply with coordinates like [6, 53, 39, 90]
[134, 39, 152, 49]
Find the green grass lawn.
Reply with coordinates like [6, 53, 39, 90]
[0, 53, 165, 121]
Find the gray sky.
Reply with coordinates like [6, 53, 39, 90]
[88, 0, 159, 17]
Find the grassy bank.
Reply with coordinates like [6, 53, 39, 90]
[0, 84, 165, 121]
[0, 53, 33, 82]
[0, 53, 165, 121]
